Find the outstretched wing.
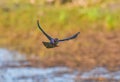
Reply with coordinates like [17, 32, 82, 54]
[37, 20, 53, 41]
[59, 32, 80, 42]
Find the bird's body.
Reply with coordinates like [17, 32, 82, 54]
[42, 38, 59, 48]
[37, 20, 80, 48]
[42, 41, 58, 48]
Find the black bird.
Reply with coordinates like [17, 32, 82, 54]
[37, 20, 80, 48]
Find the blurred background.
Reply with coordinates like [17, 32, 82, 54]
[0, 0, 120, 81]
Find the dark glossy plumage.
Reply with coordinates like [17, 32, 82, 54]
[58, 32, 80, 42]
[37, 20, 52, 41]
[37, 20, 80, 48]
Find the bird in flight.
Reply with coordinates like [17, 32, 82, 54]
[37, 20, 80, 48]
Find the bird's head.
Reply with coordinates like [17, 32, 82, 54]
[54, 38, 59, 44]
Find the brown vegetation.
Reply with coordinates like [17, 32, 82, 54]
[1, 28, 120, 71]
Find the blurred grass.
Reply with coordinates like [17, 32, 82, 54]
[0, 0, 120, 31]
[0, 0, 120, 71]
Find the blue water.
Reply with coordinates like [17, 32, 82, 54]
[0, 48, 120, 82]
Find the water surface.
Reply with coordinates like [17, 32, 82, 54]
[0, 48, 120, 82]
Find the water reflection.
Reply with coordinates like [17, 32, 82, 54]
[0, 48, 120, 82]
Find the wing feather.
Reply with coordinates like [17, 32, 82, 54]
[37, 20, 52, 41]
[59, 32, 80, 42]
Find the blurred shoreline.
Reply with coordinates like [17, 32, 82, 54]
[0, 48, 120, 82]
